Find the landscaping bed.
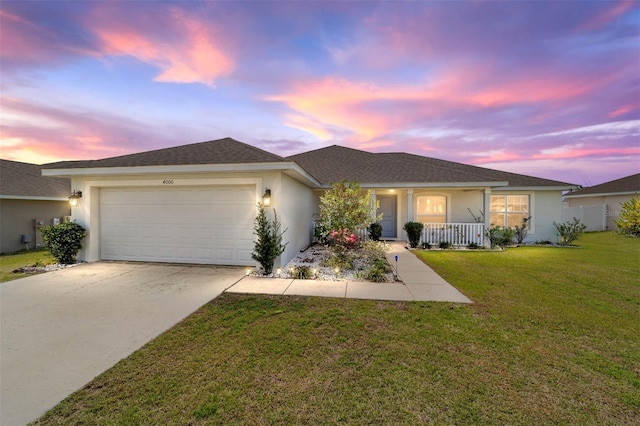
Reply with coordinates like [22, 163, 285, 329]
[281, 243, 396, 282]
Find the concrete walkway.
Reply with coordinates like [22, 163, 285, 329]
[226, 243, 472, 303]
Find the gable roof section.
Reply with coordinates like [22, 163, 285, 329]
[42, 138, 286, 169]
[288, 145, 574, 188]
[565, 173, 640, 198]
[0, 159, 70, 199]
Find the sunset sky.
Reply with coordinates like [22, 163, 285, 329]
[1, 0, 638, 186]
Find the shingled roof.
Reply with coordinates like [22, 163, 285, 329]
[0, 159, 70, 198]
[42, 138, 287, 169]
[565, 173, 640, 197]
[42, 138, 576, 189]
[288, 145, 574, 187]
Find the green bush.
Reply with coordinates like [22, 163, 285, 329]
[321, 247, 354, 270]
[615, 195, 640, 236]
[368, 222, 383, 241]
[373, 257, 392, 273]
[359, 240, 389, 263]
[366, 266, 388, 282]
[403, 221, 424, 248]
[484, 226, 514, 249]
[252, 204, 288, 275]
[553, 217, 587, 246]
[291, 266, 312, 279]
[439, 241, 453, 249]
[513, 216, 532, 244]
[41, 222, 86, 264]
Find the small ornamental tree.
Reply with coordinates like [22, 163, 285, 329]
[615, 194, 640, 237]
[41, 222, 86, 264]
[317, 181, 380, 245]
[252, 204, 288, 275]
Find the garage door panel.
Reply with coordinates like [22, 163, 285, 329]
[100, 186, 255, 265]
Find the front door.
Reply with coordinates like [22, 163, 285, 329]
[377, 195, 397, 239]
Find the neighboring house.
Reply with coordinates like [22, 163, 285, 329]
[0, 159, 71, 254]
[42, 138, 577, 267]
[563, 173, 640, 232]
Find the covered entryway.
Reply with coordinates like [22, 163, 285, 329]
[100, 186, 255, 265]
[377, 194, 398, 239]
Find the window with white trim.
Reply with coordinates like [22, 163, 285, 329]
[490, 195, 530, 228]
[416, 195, 446, 223]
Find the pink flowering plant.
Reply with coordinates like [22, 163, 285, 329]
[328, 228, 360, 249]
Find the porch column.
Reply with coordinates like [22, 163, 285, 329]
[370, 189, 376, 218]
[483, 188, 491, 246]
[407, 189, 414, 221]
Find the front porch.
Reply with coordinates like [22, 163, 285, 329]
[421, 223, 485, 247]
[370, 187, 494, 246]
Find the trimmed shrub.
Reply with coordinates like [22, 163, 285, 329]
[41, 222, 86, 264]
[615, 195, 640, 237]
[439, 241, 453, 249]
[403, 221, 424, 248]
[252, 204, 288, 275]
[368, 222, 383, 241]
[553, 217, 587, 246]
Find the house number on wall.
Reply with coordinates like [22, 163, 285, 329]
[162, 179, 174, 185]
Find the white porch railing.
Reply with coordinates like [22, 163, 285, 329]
[421, 223, 485, 246]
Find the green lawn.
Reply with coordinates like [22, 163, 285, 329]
[0, 249, 56, 282]
[34, 232, 639, 425]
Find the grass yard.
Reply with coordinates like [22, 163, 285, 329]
[0, 249, 55, 282]
[35, 232, 639, 425]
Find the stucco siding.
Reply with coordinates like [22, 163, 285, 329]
[277, 174, 317, 266]
[450, 190, 485, 223]
[0, 199, 70, 254]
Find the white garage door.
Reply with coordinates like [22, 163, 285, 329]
[100, 186, 255, 265]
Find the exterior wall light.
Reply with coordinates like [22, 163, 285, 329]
[262, 189, 271, 207]
[68, 190, 82, 207]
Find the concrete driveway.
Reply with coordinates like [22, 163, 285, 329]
[0, 262, 244, 426]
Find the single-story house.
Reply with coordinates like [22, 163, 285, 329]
[0, 159, 71, 254]
[42, 138, 578, 267]
[563, 173, 639, 232]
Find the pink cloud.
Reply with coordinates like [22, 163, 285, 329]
[0, 97, 183, 163]
[609, 104, 637, 118]
[576, 0, 636, 31]
[267, 62, 605, 146]
[91, 7, 233, 86]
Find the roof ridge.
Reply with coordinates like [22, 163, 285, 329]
[227, 137, 286, 161]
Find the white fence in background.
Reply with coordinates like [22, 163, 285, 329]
[421, 223, 485, 246]
[561, 205, 607, 231]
